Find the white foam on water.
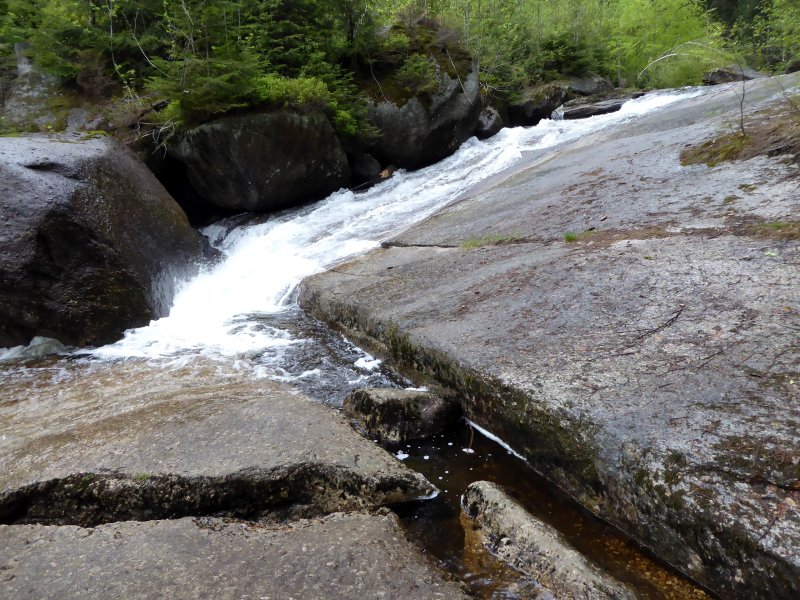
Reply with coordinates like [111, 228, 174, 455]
[466, 419, 527, 461]
[90, 89, 701, 363]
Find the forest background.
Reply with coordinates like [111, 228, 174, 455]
[0, 0, 798, 135]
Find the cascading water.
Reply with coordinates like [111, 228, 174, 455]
[82, 90, 701, 394]
[1, 89, 711, 600]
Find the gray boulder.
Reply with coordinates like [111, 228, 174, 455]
[568, 75, 614, 97]
[462, 481, 636, 600]
[0, 336, 65, 362]
[475, 106, 504, 140]
[0, 134, 206, 347]
[171, 110, 350, 212]
[350, 152, 382, 186]
[365, 67, 481, 170]
[344, 387, 460, 444]
[508, 83, 571, 127]
[563, 99, 624, 120]
[703, 65, 766, 85]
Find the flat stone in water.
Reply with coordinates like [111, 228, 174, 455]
[344, 387, 460, 444]
[0, 359, 435, 525]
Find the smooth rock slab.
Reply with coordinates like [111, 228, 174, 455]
[0, 364, 435, 526]
[344, 387, 460, 444]
[462, 481, 635, 599]
[0, 512, 469, 599]
[563, 99, 623, 120]
[299, 74, 800, 599]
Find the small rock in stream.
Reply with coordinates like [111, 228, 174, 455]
[344, 387, 461, 445]
[462, 481, 636, 600]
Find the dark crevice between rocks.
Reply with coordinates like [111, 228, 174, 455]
[0, 463, 428, 528]
[381, 241, 459, 249]
[146, 152, 238, 228]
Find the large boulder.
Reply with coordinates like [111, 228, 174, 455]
[563, 98, 624, 120]
[474, 106, 504, 140]
[0, 134, 206, 347]
[702, 65, 766, 85]
[568, 75, 614, 97]
[508, 83, 571, 127]
[365, 67, 481, 170]
[171, 110, 350, 212]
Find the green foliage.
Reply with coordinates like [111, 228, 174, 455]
[395, 53, 437, 94]
[1, 0, 796, 135]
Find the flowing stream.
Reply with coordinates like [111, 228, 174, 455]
[90, 90, 700, 392]
[1, 89, 710, 599]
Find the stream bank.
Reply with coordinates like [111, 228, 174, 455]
[299, 73, 800, 598]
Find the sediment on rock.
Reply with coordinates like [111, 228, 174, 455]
[0, 462, 432, 527]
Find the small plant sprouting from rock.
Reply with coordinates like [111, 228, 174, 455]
[460, 234, 523, 249]
[563, 230, 595, 243]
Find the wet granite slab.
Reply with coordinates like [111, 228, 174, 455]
[299, 74, 800, 598]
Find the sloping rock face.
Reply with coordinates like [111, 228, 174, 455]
[462, 481, 635, 599]
[1, 43, 63, 130]
[171, 110, 350, 212]
[298, 73, 800, 599]
[0, 134, 206, 347]
[365, 68, 481, 170]
[0, 513, 469, 600]
[508, 83, 571, 127]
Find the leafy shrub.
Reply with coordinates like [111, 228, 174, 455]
[254, 74, 331, 109]
[395, 53, 437, 95]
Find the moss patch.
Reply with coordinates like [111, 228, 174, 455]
[749, 220, 800, 241]
[681, 99, 800, 170]
[461, 234, 525, 249]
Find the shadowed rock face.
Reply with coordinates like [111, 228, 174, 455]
[0, 364, 435, 526]
[171, 110, 350, 212]
[0, 513, 470, 600]
[365, 69, 481, 170]
[508, 83, 571, 127]
[0, 134, 206, 347]
[462, 481, 635, 599]
[298, 73, 800, 599]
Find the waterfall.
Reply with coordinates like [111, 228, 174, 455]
[91, 89, 701, 374]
